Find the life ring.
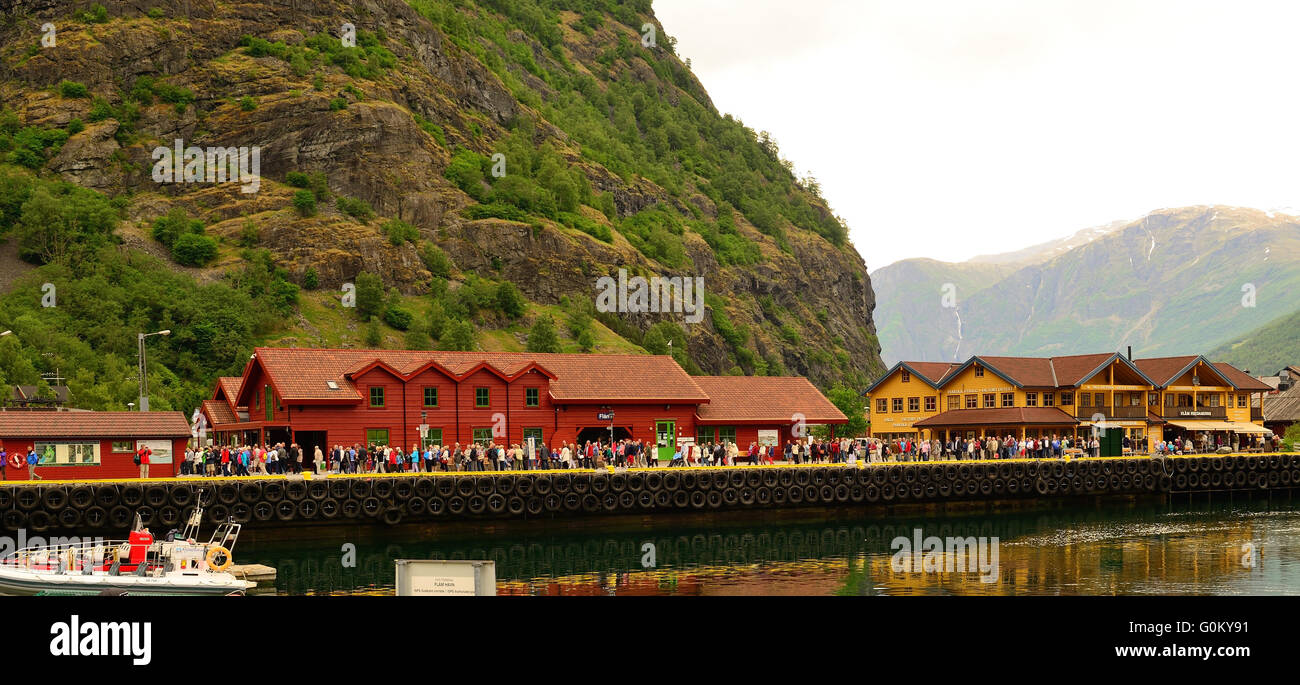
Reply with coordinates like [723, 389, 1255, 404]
[8, 454, 23, 468]
[205, 546, 233, 572]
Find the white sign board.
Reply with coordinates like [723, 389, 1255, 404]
[136, 439, 174, 464]
[757, 429, 779, 447]
[395, 560, 496, 596]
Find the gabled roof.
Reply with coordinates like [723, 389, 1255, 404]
[0, 411, 191, 439]
[695, 376, 847, 424]
[215, 376, 245, 409]
[1133, 355, 1265, 390]
[1211, 363, 1274, 392]
[241, 348, 709, 404]
[201, 399, 238, 426]
[1263, 384, 1300, 422]
[862, 361, 956, 394]
[1057, 353, 1159, 387]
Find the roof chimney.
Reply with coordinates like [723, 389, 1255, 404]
[1127, 346, 1132, 361]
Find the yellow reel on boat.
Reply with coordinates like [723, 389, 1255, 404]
[205, 546, 233, 572]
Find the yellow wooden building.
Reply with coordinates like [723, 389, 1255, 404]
[864, 353, 1272, 452]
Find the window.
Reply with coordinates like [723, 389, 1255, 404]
[1002, 393, 1014, 408]
[947, 396, 959, 411]
[1238, 394, 1248, 407]
[698, 426, 716, 444]
[908, 397, 920, 412]
[522, 428, 543, 446]
[1165, 394, 1176, 407]
[877, 398, 888, 413]
[900, 370, 910, 383]
[965, 395, 977, 409]
[983, 394, 995, 408]
[1208, 394, 1220, 407]
[1061, 392, 1074, 406]
[525, 387, 540, 407]
[365, 429, 389, 446]
[265, 385, 274, 421]
[33, 442, 99, 466]
[975, 366, 984, 378]
[1026, 392, 1038, 407]
[475, 387, 490, 408]
[422, 428, 443, 448]
[892, 398, 904, 412]
[111, 441, 134, 453]
[719, 426, 737, 444]
[369, 386, 385, 408]
[1080, 393, 1091, 407]
[423, 387, 438, 408]
[472, 428, 495, 443]
[1149, 393, 1159, 407]
[1043, 392, 1054, 407]
[1094, 393, 1104, 408]
[924, 396, 936, 412]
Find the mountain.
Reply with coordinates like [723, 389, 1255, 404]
[968, 219, 1129, 266]
[874, 206, 1300, 365]
[1209, 307, 1300, 376]
[0, 0, 883, 411]
[870, 259, 1015, 365]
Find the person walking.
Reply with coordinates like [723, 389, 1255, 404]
[27, 447, 41, 480]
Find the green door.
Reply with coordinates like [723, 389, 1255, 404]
[656, 421, 676, 462]
[1100, 429, 1123, 457]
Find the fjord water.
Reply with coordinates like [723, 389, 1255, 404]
[238, 496, 1300, 596]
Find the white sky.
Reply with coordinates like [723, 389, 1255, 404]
[654, 0, 1300, 270]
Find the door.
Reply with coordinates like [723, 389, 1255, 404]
[655, 421, 676, 462]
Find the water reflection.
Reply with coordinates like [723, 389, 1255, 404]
[239, 495, 1300, 596]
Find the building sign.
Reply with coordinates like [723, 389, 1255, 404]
[757, 429, 778, 446]
[598, 411, 614, 421]
[1176, 410, 1212, 417]
[395, 559, 496, 596]
[136, 439, 174, 464]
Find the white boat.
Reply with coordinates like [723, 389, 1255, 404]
[0, 501, 255, 596]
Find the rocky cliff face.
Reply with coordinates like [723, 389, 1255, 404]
[0, 0, 883, 387]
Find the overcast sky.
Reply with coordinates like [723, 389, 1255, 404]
[654, 0, 1300, 270]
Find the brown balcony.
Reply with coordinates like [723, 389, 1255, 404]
[1161, 406, 1227, 419]
[1251, 409, 1264, 422]
[1074, 405, 1147, 420]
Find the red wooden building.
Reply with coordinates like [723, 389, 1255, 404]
[200, 348, 847, 462]
[0, 411, 191, 480]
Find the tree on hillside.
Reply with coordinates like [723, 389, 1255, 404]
[354, 272, 384, 320]
[526, 315, 561, 353]
[442, 320, 476, 351]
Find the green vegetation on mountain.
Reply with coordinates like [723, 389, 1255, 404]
[1209, 307, 1300, 376]
[0, 0, 883, 413]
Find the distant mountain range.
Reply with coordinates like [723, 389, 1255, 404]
[873, 206, 1300, 370]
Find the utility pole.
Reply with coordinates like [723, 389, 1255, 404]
[137, 330, 171, 411]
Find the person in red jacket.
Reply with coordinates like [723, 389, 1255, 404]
[136, 445, 152, 479]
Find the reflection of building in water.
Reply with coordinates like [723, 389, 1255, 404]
[867, 516, 1268, 596]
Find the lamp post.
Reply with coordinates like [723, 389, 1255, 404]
[137, 329, 170, 411]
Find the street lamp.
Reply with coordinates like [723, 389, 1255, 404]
[137, 329, 170, 411]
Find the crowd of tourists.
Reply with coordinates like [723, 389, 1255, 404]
[175, 436, 872, 475]
[871, 434, 1116, 461]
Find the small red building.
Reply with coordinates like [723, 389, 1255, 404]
[200, 348, 847, 462]
[0, 411, 191, 480]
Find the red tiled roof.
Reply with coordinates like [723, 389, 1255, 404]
[1049, 353, 1124, 386]
[693, 376, 847, 424]
[1212, 363, 1274, 392]
[976, 356, 1059, 387]
[0, 411, 192, 439]
[906, 362, 958, 385]
[201, 399, 238, 426]
[913, 407, 1079, 427]
[1132, 356, 1200, 386]
[246, 348, 709, 404]
[216, 376, 244, 408]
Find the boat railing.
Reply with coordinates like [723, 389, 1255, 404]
[1, 539, 122, 574]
